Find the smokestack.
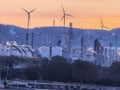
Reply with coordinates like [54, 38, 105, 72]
[116, 34, 118, 44]
[53, 20, 55, 26]
[68, 22, 73, 48]
[69, 22, 72, 28]
[104, 48, 107, 58]
[26, 33, 29, 45]
[81, 36, 84, 57]
[15, 35, 18, 43]
[113, 48, 115, 60]
[109, 43, 112, 61]
[31, 33, 34, 48]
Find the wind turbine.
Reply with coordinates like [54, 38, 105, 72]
[100, 17, 109, 30]
[60, 5, 73, 27]
[22, 8, 36, 29]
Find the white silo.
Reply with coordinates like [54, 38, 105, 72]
[52, 46, 62, 57]
[39, 46, 50, 58]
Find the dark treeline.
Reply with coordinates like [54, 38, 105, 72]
[1, 56, 120, 86]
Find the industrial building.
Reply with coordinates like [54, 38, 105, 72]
[0, 41, 33, 57]
[38, 46, 63, 58]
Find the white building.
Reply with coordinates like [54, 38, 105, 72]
[39, 46, 50, 58]
[52, 46, 62, 57]
[0, 44, 10, 56]
[0, 41, 33, 57]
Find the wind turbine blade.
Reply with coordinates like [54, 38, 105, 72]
[100, 17, 103, 26]
[30, 8, 36, 13]
[60, 16, 64, 22]
[21, 7, 29, 13]
[103, 26, 110, 29]
[65, 14, 73, 17]
[61, 4, 65, 13]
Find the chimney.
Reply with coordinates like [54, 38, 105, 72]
[69, 22, 72, 28]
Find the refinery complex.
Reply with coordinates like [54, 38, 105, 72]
[0, 23, 120, 67]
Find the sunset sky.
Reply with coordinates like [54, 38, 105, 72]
[0, 0, 120, 30]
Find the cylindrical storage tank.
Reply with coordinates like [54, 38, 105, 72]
[39, 46, 50, 58]
[52, 46, 62, 57]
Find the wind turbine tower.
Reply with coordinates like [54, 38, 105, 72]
[60, 5, 73, 27]
[22, 8, 36, 29]
[100, 17, 109, 30]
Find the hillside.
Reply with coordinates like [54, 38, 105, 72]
[0, 24, 119, 48]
